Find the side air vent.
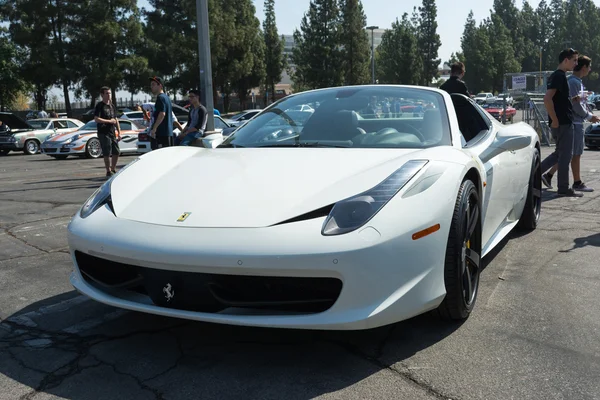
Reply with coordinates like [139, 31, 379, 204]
[273, 204, 334, 226]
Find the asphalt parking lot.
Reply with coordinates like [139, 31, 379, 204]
[1, 145, 600, 400]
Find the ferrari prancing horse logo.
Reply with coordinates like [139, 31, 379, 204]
[163, 283, 175, 302]
[177, 212, 191, 222]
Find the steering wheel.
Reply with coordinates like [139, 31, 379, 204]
[374, 125, 425, 142]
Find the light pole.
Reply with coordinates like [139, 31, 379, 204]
[196, 0, 214, 132]
[367, 26, 379, 84]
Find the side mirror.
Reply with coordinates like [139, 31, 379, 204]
[480, 131, 531, 164]
[202, 132, 224, 148]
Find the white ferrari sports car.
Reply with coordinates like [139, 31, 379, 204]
[67, 85, 541, 330]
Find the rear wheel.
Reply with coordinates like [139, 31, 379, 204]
[438, 179, 482, 320]
[517, 148, 541, 230]
[23, 139, 40, 155]
[85, 138, 102, 159]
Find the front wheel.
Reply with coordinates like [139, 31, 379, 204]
[517, 148, 541, 230]
[438, 179, 482, 320]
[23, 139, 40, 155]
[85, 138, 102, 159]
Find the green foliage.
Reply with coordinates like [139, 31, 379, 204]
[0, 28, 31, 111]
[339, 0, 370, 85]
[418, 0, 442, 86]
[291, 0, 343, 89]
[263, 0, 286, 102]
[376, 14, 421, 85]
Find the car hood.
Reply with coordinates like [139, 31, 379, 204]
[110, 147, 436, 228]
[0, 113, 34, 131]
[46, 129, 96, 143]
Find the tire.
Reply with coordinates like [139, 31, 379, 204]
[23, 139, 40, 155]
[438, 179, 482, 321]
[0, 149, 9, 156]
[85, 138, 102, 159]
[517, 148, 541, 230]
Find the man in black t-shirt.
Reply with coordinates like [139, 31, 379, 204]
[539, 49, 581, 196]
[440, 62, 470, 97]
[94, 86, 121, 177]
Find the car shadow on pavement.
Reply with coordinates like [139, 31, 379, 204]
[0, 290, 465, 399]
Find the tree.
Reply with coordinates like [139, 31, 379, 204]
[263, 0, 286, 103]
[339, 0, 370, 85]
[520, 0, 542, 73]
[418, 0, 441, 86]
[493, 0, 524, 63]
[461, 12, 495, 93]
[0, 30, 31, 111]
[376, 14, 421, 85]
[291, 0, 343, 89]
[69, 0, 145, 108]
[488, 14, 521, 93]
[1, 0, 63, 111]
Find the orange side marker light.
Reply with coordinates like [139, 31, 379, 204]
[412, 224, 441, 240]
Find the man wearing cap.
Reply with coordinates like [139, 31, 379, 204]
[148, 76, 174, 149]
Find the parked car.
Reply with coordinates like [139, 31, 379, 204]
[481, 102, 517, 123]
[497, 93, 514, 106]
[584, 123, 600, 150]
[41, 119, 145, 159]
[223, 109, 262, 127]
[67, 85, 541, 330]
[0, 112, 56, 155]
[474, 92, 496, 105]
[28, 118, 85, 138]
[136, 115, 232, 153]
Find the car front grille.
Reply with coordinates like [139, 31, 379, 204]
[75, 251, 342, 314]
[43, 147, 57, 153]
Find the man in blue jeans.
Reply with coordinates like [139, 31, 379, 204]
[542, 55, 600, 192]
[177, 89, 208, 146]
[540, 48, 581, 197]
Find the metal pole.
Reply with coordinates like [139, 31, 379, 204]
[196, 0, 214, 132]
[367, 26, 378, 84]
[371, 30, 375, 84]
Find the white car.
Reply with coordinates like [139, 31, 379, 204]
[41, 119, 144, 159]
[136, 115, 232, 153]
[28, 118, 85, 137]
[67, 85, 541, 330]
[224, 109, 262, 127]
[474, 92, 496, 104]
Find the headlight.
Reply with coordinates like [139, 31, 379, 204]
[79, 158, 140, 218]
[321, 160, 428, 236]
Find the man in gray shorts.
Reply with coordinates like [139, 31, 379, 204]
[542, 55, 600, 192]
[94, 86, 122, 177]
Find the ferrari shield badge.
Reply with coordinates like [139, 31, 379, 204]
[177, 212, 191, 222]
[163, 283, 175, 302]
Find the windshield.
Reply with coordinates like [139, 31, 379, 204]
[219, 86, 451, 149]
[80, 120, 98, 130]
[29, 120, 50, 129]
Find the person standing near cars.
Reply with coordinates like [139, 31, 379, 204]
[542, 55, 600, 192]
[94, 86, 121, 178]
[177, 89, 208, 146]
[540, 48, 580, 197]
[148, 76, 174, 149]
[440, 62, 470, 97]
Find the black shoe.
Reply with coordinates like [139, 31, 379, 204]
[106, 170, 114, 178]
[557, 188, 583, 197]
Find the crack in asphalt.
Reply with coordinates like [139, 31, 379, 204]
[0, 318, 189, 399]
[328, 330, 457, 400]
[3, 227, 53, 255]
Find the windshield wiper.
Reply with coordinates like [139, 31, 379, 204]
[258, 142, 351, 148]
[217, 143, 245, 148]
